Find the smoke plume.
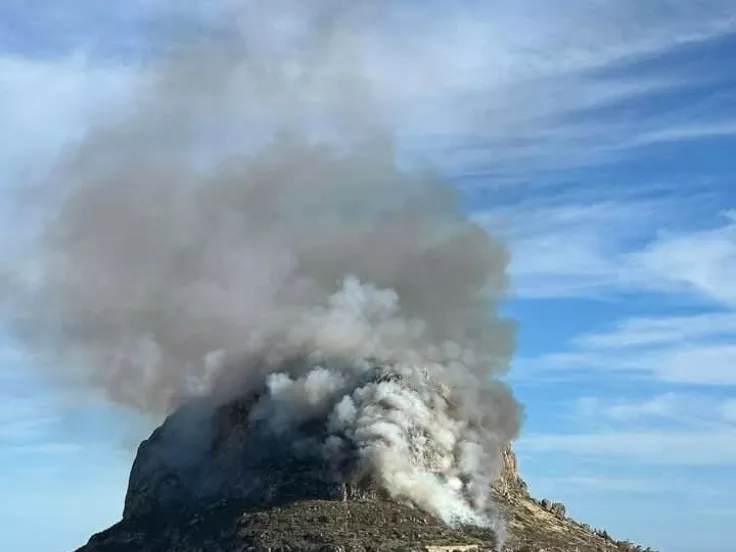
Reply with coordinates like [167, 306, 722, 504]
[3, 1, 521, 528]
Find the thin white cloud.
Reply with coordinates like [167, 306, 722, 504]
[575, 393, 736, 426]
[577, 395, 682, 423]
[6, 442, 85, 456]
[0, 393, 88, 458]
[633, 121, 736, 145]
[0, 394, 60, 439]
[2, 1, 735, 188]
[518, 429, 736, 466]
[475, 198, 667, 298]
[530, 343, 736, 386]
[631, 344, 736, 386]
[517, 307, 736, 386]
[506, 219, 736, 380]
[572, 312, 736, 349]
[0, 344, 27, 366]
[0, 394, 49, 423]
[721, 399, 736, 422]
[0, 416, 57, 440]
[477, 200, 736, 305]
[629, 214, 736, 306]
[528, 475, 668, 494]
[416, 0, 736, 176]
[1, 1, 734, 194]
[488, 207, 736, 392]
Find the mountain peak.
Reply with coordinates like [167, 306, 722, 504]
[74, 393, 656, 552]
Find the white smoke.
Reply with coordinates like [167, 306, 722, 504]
[208, 275, 516, 526]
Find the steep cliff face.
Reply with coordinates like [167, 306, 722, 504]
[122, 396, 381, 521]
[74, 397, 655, 552]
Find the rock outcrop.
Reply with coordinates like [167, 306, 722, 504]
[74, 397, 656, 552]
[490, 443, 655, 552]
[121, 394, 389, 522]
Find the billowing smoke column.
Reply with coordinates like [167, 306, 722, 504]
[2, 0, 521, 529]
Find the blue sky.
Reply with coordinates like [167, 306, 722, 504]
[1, 2, 735, 552]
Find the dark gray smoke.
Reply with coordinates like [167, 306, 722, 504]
[2, 0, 521, 527]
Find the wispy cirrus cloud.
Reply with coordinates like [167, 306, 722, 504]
[631, 121, 736, 146]
[526, 475, 672, 494]
[574, 393, 736, 427]
[0, 393, 88, 459]
[629, 212, 736, 306]
[477, 200, 736, 305]
[572, 312, 736, 349]
[2, 1, 736, 189]
[520, 311, 736, 386]
[505, 210, 736, 383]
[0, 395, 59, 439]
[518, 428, 736, 466]
[474, 199, 667, 298]
[721, 399, 736, 422]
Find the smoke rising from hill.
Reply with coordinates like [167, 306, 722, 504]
[2, 0, 521, 527]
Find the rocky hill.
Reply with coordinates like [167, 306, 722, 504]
[491, 449, 656, 552]
[73, 397, 656, 552]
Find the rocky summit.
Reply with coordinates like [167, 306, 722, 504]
[74, 398, 656, 552]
